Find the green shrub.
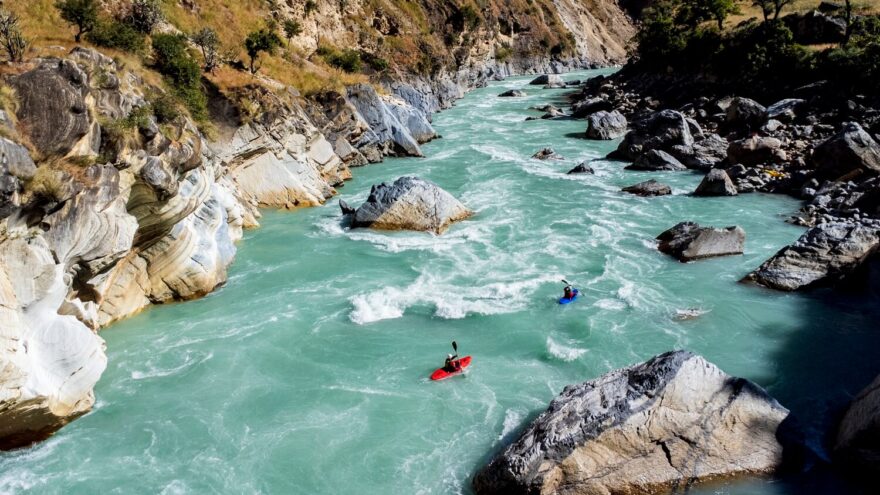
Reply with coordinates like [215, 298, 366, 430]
[245, 29, 282, 74]
[151, 33, 207, 121]
[85, 19, 146, 53]
[320, 46, 362, 73]
[148, 92, 181, 124]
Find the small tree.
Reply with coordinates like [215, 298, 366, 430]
[304, 1, 318, 16]
[125, 0, 164, 35]
[0, 9, 28, 62]
[771, 0, 792, 20]
[283, 19, 302, 46]
[244, 29, 281, 74]
[191, 27, 219, 72]
[55, 0, 99, 43]
[707, 0, 738, 30]
[843, 0, 853, 45]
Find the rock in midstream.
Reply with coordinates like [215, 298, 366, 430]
[657, 222, 746, 261]
[473, 350, 801, 495]
[350, 176, 471, 234]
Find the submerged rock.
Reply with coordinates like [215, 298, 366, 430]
[743, 222, 880, 291]
[622, 179, 672, 196]
[835, 374, 880, 471]
[567, 162, 595, 174]
[626, 149, 686, 171]
[532, 147, 563, 160]
[351, 176, 471, 233]
[657, 222, 746, 261]
[498, 89, 526, 97]
[473, 350, 795, 495]
[585, 110, 627, 140]
[694, 169, 738, 196]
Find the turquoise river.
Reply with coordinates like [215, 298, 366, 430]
[2, 70, 880, 494]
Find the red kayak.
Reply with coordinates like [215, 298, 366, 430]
[430, 356, 472, 381]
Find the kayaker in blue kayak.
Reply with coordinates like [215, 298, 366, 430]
[563, 285, 575, 301]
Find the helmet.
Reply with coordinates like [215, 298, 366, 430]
[447, 354, 453, 359]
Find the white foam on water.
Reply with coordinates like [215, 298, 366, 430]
[594, 298, 626, 311]
[498, 409, 524, 441]
[130, 350, 214, 380]
[349, 273, 561, 324]
[324, 385, 407, 397]
[546, 337, 588, 362]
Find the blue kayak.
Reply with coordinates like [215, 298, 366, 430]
[559, 289, 579, 305]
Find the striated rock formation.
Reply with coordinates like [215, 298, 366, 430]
[657, 222, 746, 261]
[350, 176, 471, 233]
[694, 169, 738, 196]
[744, 222, 880, 291]
[473, 351, 795, 495]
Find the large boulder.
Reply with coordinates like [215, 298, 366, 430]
[622, 179, 672, 196]
[586, 110, 627, 140]
[657, 222, 746, 261]
[613, 110, 694, 161]
[626, 149, 686, 171]
[694, 169, 738, 196]
[834, 374, 880, 471]
[351, 176, 471, 233]
[726, 97, 767, 130]
[473, 351, 795, 495]
[498, 89, 526, 97]
[743, 222, 880, 291]
[728, 136, 787, 166]
[812, 122, 880, 178]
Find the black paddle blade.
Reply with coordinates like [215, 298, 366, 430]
[452, 341, 458, 353]
[561, 279, 570, 285]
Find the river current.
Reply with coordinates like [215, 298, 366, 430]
[3, 70, 879, 494]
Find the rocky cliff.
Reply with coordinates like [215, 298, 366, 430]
[0, 0, 635, 449]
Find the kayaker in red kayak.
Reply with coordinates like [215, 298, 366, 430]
[444, 353, 461, 372]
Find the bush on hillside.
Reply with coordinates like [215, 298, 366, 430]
[152, 34, 207, 121]
[85, 19, 146, 53]
[318, 46, 363, 73]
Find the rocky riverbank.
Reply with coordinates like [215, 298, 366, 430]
[567, 69, 880, 292]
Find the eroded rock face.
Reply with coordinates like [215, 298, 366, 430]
[743, 222, 880, 291]
[473, 351, 793, 495]
[351, 176, 471, 233]
[694, 169, 738, 196]
[835, 374, 880, 471]
[585, 110, 627, 140]
[657, 222, 746, 261]
[9, 58, 97, 157]
[345, 84, 433, 157]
